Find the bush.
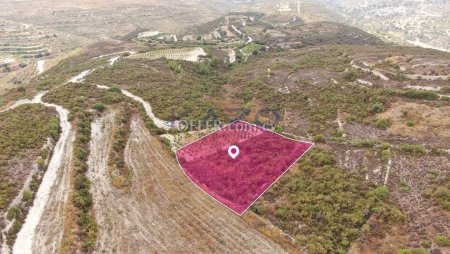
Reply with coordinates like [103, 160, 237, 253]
[370, 186, 390, 201]
[37, 158, 46, 170]
[167, 61, 182, 73]
[399, 89, 439, 100]
[313, 134, 325, 143]
[435, 235, 450, 247]
[342, 70, 357, 81]
[23, 190, 33, 203]
[310, 150, 335, 166]
[7, 206, 20, 220]
[382, 149, 391, 162]
[49, 117, 60, 140]
[252, 205, 265, 215]
[375, 118, 391, 130]
[400, 181, 410, 192]
[194, 62, 213, 75]
[92, 103, 106, 112]
[398, 144, 426, 156]
[370, 102, 384, 113]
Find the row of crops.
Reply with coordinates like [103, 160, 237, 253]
[125, 47, 207, 62]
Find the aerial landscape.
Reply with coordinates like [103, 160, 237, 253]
[0, 0, 449, 254]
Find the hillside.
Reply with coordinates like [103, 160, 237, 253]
[0, 7, 449, 254]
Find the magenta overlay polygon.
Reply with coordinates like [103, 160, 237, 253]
[176, 120, 313, 215]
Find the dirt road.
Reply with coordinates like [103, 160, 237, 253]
[87, 112, 287, 253]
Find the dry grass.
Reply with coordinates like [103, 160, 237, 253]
[378, 101, 450, 138]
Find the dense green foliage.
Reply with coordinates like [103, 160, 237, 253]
[0, 105, 58, 164]
[44, 83, 125, 114]
[397, 89, 439, 101]
[258, 149, 406, 254]
[72, 111, 97, 252]
[86, 58, 226, 124]
[0, 105, 59, 212]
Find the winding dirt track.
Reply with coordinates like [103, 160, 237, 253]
[30, 130, 75, 254]
[87, 112, 287, 254]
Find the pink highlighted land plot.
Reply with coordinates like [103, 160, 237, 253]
[176, 121, 313, 215]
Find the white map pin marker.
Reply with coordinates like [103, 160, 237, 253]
[228, 145, 239, 159]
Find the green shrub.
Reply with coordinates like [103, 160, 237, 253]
[435, 235, 450, 247]
[352, 139, 379, 148]
[431, 186, 450, 211]
[342, 70, 357, 81]
[370, 102, 385, 113]
[92, 103, 106, 112]
[399, 89, 439, 100]
[194, 62, 213, 75]
[7, 206, 20, 220]
[252, 205, 265, 215]
[273, 125, 283, 133]
[310, 150, 335, 166]
[382, 149, 391, 162]
[398, 144, 426, 156]
[167, 61, 182, 73]
[344, 115, 356, 122]
[313, 134, 325, 143]
[49, 117, 61, 140]
[370, 186, 390, 201]
[275, 207, 292, 219]
[23, 190, 33, 203]
[400, 181, 410, 192]
[375, 118, 391, 130]
[37, 158, 46, 170]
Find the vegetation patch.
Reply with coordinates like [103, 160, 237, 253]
[253, 149, 406, 254]
[397, 144, 426, 156]
[0, 104, 58, 211]
[69, 111, 97, 253]
[435, 235, 450, 247]
[86, 58, 226, 124]
[422, 172, 450, 212]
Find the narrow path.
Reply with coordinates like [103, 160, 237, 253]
[350, 59, 389, 81]
[95, 84, 171, 130]
[37, 60, 45, 74]
[67, 69, 95, 83]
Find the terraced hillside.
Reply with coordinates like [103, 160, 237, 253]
[0, 6, 449, 254]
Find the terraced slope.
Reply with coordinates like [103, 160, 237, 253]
[87, 112, 286, 253]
